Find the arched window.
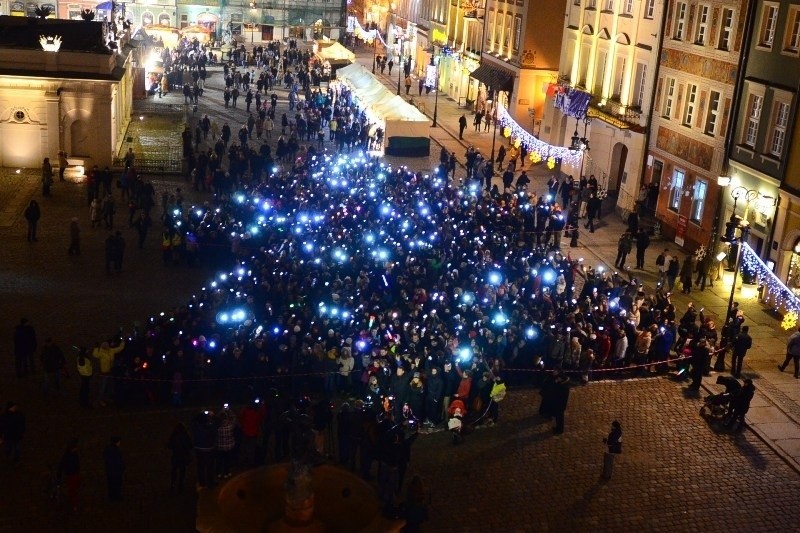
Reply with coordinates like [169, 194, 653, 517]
[142, 11, 153, 26]
[158, 12, 170, 26]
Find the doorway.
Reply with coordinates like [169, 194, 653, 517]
[70, 120, 89, 156]
[608, 142, 628, 192]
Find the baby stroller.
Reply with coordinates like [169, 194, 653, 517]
[447, 398, 467, 445]
[700, 375, 741, 419]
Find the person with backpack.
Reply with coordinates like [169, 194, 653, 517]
[615, 231, 632, 269]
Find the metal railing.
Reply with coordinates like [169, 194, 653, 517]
[112, 157, 182, 173]
[132, 102, 188, 115]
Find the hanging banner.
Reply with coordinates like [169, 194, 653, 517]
[554, 87, 592, 119]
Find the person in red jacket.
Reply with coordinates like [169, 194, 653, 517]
[239, 399, 265, 468]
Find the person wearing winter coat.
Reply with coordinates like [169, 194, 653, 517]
[68, 217, 81, 255]
[724, 379, 755, 430]
[89, 198, 101, 229]
[441, 361, 460, 421]
[24, 200, 41, 242]
[167, 423, 193, 492]
[407, 372, 425, 421]
[424, 367, 443, 426]
[680, 256, 694, 294]
[190, 412, 216, 488]
[102, 436, 125, 501]
[93, 338, 125, 407]
[551, 373, 571, 434]
[215, 409, 237, 478]
[58, 438, 81, 511]
[1, 401, 25, 462]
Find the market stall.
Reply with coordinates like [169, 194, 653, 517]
[335, 63, 429, 157]
[315, 42, 354, 65]
[144, 24, 180, 48]
[180, 24, 211, 43]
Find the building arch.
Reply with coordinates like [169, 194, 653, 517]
[598, 28, 610, 39]
[61, 107, 93, 158]
[582, 24, 594, 35]
[615, 32, 630, 45]
[608, 142, 628, 193]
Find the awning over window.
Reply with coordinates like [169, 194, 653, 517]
[469, 63, 513, 93]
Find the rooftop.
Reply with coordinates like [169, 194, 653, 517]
[0, 16, 111, 55]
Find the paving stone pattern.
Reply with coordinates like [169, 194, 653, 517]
[1, 60, 799, 532]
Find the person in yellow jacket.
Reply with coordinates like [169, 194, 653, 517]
[93, 338, 125, 407]
[76, 347, 93, 408]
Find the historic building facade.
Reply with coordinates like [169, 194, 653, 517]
[726, 0, 800, 287]
[473, 0, 563, 125]
[541, 0, 663, 210]
[647, 0, 750, 252]
[0, 16, 133, 168]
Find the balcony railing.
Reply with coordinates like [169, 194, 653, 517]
[592, 99, 642, 128]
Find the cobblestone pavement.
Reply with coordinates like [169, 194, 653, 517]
[1, 53, 800, 532]
[412, 379, 800, 532]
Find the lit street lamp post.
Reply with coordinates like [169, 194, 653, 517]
[371, 31, 377, 74]
[432, 56, 439, 127]
[488, 91, 498, 161]
[396, 49, 403, 95]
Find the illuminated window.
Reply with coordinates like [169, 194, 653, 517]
[683, 84, 697, 127]
[670, 169, 684, 211]
[662, 77, 675, 118]
[704, 91, 720, 136]
[673, 2, 687, 40]
[718, 8, 734, 50]
[759, 3, 779, 48]
[785, 7, 800, 53]
[691, 179, 707, 222]
[770, 101, 790, 157]
[743, 94, 763, 147]
[695, 5, 709, 45]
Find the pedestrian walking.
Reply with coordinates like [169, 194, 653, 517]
[635, 229, 650, 269]
[448, 152, 457, 181]
[473, 111, 483, 132]
[101, 193, 115, 229]
[404, 75, 412, 95]
[89, 198, 100, 229]
[680, 255, 694, 294]
[24, 200, 40, 242]
[1, 401, 25, 462]
[103, 436, 125, 501]
[58, 151, 68, 181]
[190, 411, 216, 489]
[42, 157, 53, 196]
[551, 373, 570, 434]
[695, 252, 713, 291]
[602, 421, 622, 480]
[57, 438, 81, 512]
[458, 114, 467, 140]
[724, 379, 755, 431]
[167, 423, 193, 492]
[614, 231, 632, 269]
[666, 256, 680, 291]
[655, 248, 671, 286]
[67, 217, 81, 255]
[76, 347, 93, 408]
[40, 337, 65, 395]
[13, 318, 37, 377]
[387, 58, 394, 75]
[112, 231, 126, 273]
[730, 326, 752, 378]
[688, 338, 710, 391]
[779, 325, 800, 378]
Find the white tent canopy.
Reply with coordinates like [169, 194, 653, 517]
[316, 41, 355, 64]
[335, 63, 429, 156]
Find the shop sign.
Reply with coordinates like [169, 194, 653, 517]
[675, 215, 688, 247]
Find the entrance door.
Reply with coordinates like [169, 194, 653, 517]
[70, 120, 89, 156]
[608, 142, 628, 192]
[261, 25, 274, 41]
